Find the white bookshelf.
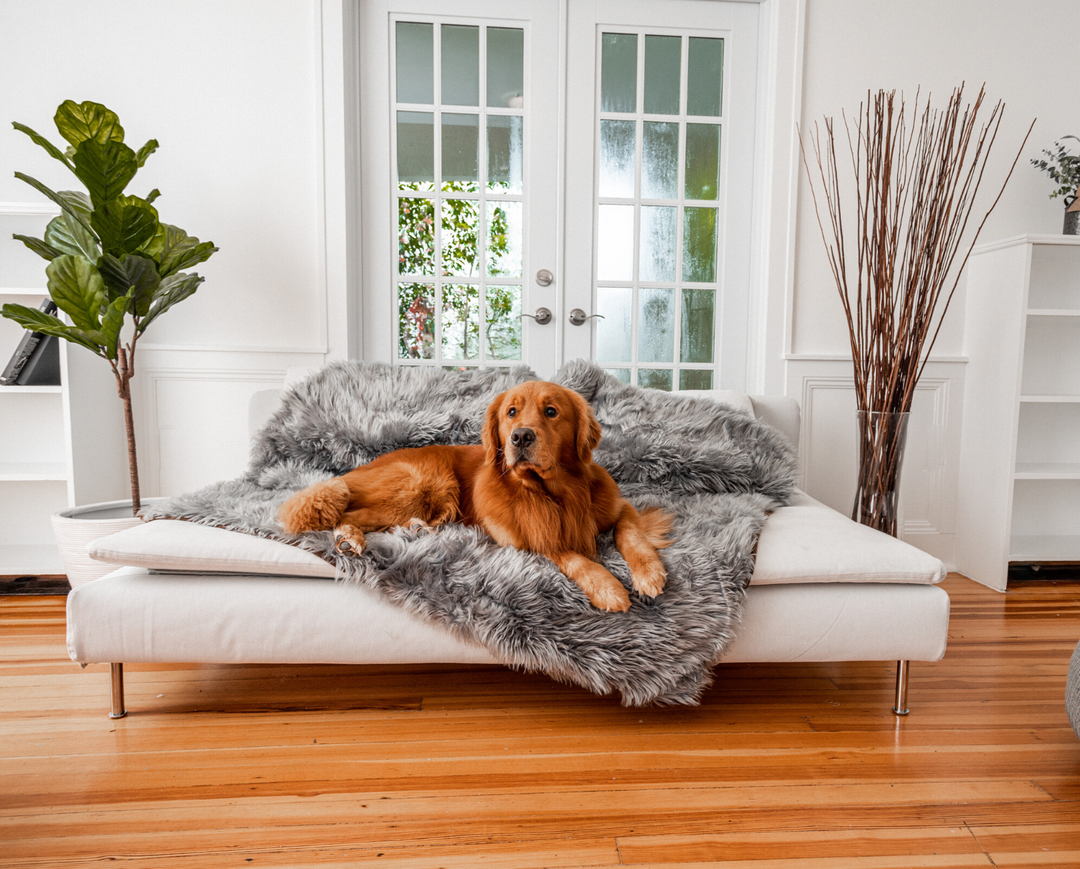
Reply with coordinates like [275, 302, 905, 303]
[1, 289, 129, 576]
[957, 235, 1080, 590]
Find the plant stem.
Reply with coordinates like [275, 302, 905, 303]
[113, 346, 141, 515]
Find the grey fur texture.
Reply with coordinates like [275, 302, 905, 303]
[143, 360, 797, 706]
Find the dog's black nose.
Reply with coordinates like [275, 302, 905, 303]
[510, 427, 536, 448]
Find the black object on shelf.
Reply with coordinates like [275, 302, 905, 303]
[1, 299, 61, 386]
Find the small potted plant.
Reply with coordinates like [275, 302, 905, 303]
[2, 100, 217, 585]
[1031, 135, 1080, 235]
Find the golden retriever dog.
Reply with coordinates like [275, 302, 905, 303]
[278, 380, 671, 611]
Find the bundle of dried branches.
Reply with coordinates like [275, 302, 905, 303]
[800, 85, 1032, 534]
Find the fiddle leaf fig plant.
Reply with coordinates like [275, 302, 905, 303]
[2, 100, 218, 514]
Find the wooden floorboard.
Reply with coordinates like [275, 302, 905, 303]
[2, 575, 1080, 867]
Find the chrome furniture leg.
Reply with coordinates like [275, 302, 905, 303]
[109, 663, 127, 719]
[893, 659, 910, 715]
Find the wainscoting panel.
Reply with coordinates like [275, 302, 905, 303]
[786, 358, 966, 568]
[134, 349, 327, 499]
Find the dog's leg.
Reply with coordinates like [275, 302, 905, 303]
[613, 502, 672, 599]
[550, 551, 631, 612]
[278, 478, 350, 535]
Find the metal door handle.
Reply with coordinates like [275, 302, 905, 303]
[569, 308, 605, 326]
[519, 307, 552, 325]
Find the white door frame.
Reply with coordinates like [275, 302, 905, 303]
[319, 0, 805, 392]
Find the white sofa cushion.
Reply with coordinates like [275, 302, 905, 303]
[88, 520, 336, 579]
[751, 491, 946, 586]
[89, 489, 945, 587]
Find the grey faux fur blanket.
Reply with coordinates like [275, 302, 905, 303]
[143, 360, 797, 705]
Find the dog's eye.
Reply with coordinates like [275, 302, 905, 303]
[545, 406, 558, 418]
[507, 407, 517, 417]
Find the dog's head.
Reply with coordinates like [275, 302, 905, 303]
[482, 381, 602, 477]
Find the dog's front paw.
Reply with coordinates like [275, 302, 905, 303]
[588, 580, 632, 612]
[333, 525, 367, 555]
[408, 517, 436, 535]
[630, 555, 667, 598]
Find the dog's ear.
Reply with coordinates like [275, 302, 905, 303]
[482, 391, 505, 465]
[570, 390, 602, 464]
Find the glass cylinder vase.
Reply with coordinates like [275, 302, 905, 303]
[851, 410, 910, 538]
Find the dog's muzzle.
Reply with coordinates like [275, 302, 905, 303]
[508, 427, 536, 464]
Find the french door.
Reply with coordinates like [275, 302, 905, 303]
[358, 0, 760, 388]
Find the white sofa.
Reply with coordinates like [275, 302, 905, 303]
[66, 391, 950, 718]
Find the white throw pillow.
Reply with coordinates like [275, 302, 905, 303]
[88, 520, 336, 579]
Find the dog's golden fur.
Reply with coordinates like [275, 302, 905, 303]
[278, 381, 671, 611]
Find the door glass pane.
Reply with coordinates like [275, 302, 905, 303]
[643, 35, 680, 115]
[392, 18, 531, 369]
[641, 122, 679, 199]
[396, 22, 433, 104]
[398, 198, 435, 275]
[486, 284, 521, 360]
[687, 37, 723, 117]
[441, 24, 479, 107]
[441, 198, 480, 277]
[397, 112, 434, 189]
[683, 206, 718, 282]
[487, 201, 522, 277]
[679, 369, 713, 390]
[599, 120, 636, 198]
[680, 288, 715, 363]
[442, 114, 479, 186]
[595, 286, 632, 361]
[597, 204, 634, 281]
[600, 33, 637, 113]
[639, 206, 676, 282]
[685, 123, 720, 200]
[487, 27, 524, 108]
[605, 368, 631, 384]
[487, 115, 522, 193]
[638, 369, 673, 391]
[442, 283, 480, 359]
[398, 283, 435, 359]
[638, 287, 674, 363]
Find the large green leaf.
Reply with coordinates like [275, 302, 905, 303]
[72, 138, 138, 206]
[90, 195, 159, 255]
[12, 121, 73, 170]
[135, 139, 158, 168]
[0, 303, 103, 355]
[45, 255, 107, 331]
[143, 223, 218, 277]
[98, 253, 160, 313]
[139, 272, 203, 332]
[93, 294, 130, 360]
[12, 233, 63, 261]
[54, 100, 124, 147]
[13, 172, 95, 236]
[43, 211, 101, 262]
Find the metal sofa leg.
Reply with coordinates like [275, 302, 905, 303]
[892, 659, 910, 715]
[109, 663, 127, 719]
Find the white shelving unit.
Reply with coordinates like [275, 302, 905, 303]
[957, 235, 1080, 591]
[0, 290, 129, 576]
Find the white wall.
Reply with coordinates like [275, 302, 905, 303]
[0, 0, 330, 493]
[789, 0, 1080, 565]
[2, 0, 1077, 567]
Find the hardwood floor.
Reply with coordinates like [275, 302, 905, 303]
[3, 574, 1079, 867]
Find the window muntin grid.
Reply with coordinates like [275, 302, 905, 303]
[593, 30, 725, 391]
[392, 20, 525, 368]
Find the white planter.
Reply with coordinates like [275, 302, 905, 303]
[51, 500, 155, 588]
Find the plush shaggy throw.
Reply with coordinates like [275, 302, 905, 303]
[143, 360, 797, 706]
